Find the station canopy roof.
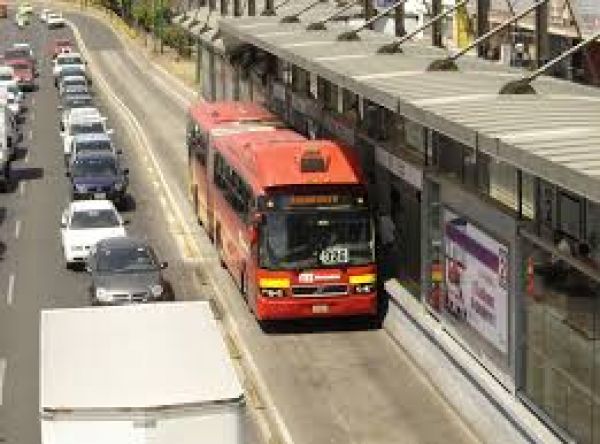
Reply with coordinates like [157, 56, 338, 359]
[200, 2, 600, 204]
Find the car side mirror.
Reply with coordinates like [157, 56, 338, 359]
[65, 171, 70, 178]
[122, 219, 130, 225]
[160, 261, 168, 269]
[60, 221, 66, 228]
[85, 263, 92, 273]
[123, 168, 129, 175]
[107, 129, 114, 135]
[57, 105, 63, 110]
[116, 149, 122, 155]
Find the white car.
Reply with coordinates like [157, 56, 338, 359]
[47, 12, 65, 29]
[0, 89, 21, 117]
[2, 81, 23, 104]
[60, 106, 103, 132]
[60, 200, 127, 268]
[39, 8, 51, 22]
[62, 121, 114, 162]
[0, 66, 15, 87]
[53, 53, 85, 78]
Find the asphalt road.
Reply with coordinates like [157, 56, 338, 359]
[0, 11, 261, 443]
[58, 8, 480, 444]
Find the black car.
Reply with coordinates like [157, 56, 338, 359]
[66, 151, 129, 205]
[87, 237, 171, 305]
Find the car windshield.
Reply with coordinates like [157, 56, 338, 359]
[72, 157, 117, 177]
[76, 140, 111, 153]
[58, 56, 82, 65]
[65, 97, 93, 108]
[56, 40, 70, 46]
[71, 122, 104, 135]
[97, 245, 157, 273]
[70, 209, 120, 229]
[259, 209, 374, 270]
[7, 85, 19, 94]
[5, 49, 28, 59]
[64, 78, 85, 86]
[11, 63, 29, 70]
[0, 74, 13, 81]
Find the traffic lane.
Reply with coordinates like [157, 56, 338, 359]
[68, 10, 479, 444]
[0, 14, 91, 444]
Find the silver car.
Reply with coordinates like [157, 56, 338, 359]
[87, 237, 172, 305]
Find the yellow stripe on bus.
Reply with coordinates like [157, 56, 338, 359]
[349, 274, 376, 285]
[259, 278, 290, 289]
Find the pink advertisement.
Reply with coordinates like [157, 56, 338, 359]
[444, 210, 509, 354]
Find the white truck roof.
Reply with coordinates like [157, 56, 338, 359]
[40, 301, 243, 411]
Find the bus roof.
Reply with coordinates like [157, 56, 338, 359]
[215, 130, 364, 192]
[188, 101, 279, 130]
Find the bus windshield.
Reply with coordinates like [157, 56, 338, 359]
[259, 209, 374, 270]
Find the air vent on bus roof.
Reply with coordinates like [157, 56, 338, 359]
[300, 147, 328, 173]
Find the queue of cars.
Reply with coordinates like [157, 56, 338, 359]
[43, 35, 173, 305]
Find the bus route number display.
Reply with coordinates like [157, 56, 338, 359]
[319, 247, 349, 265]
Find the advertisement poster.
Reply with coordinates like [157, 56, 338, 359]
[444, 210, 509, 354]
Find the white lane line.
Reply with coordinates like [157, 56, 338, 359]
[28, 129, 33, 141]
[6, 274, 15, 306]
[0, 358, 6, 406]
[19, 181, 25, 196]
[30, 111, 35, 122]
[15, 220, 21, 239]
[24, 152, 29, 163]
[32, 97, 35, 106]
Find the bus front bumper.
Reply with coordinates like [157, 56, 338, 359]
[256, 293, 377, 321]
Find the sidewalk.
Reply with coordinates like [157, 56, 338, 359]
[58, 0, 197, 90]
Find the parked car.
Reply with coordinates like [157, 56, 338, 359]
[66, 151, 129, 205]
[10, 43, 37, 74]
[87, 237, 171, 305]
[61, 199, 127, 268]
[66, 132, 118, 166]
[46, 12, 65, 28]
[5, 58, 34, 91]
[61, 116, 111, 161]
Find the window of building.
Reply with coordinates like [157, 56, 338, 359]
[522, 237, 600, 444]
[213, 153, 253, 223]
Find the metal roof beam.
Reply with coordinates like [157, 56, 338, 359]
[307, 1, 360, 31]
[281, 0, 328, 23]
[500, 30, 600, 94]
[378, 0, 470, 54]
[337, 0, 409, 40]
[428, 0, 548, 71]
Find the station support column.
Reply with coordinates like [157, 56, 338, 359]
[431, 0, 442, 47]
[476, 0, 490, 57]
[535, 1, 549, 67]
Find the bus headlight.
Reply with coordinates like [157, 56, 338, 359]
[354, 284, 374, 294]
[261, 288, 285, 298]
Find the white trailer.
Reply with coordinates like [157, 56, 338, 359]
[40, 301, 245, 444]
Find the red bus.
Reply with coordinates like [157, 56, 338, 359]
[187, 101, 283, 230]
[188, 119, 376, 321]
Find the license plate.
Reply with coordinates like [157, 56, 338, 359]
[312, 304, 329, 314]
[94, 192, 106, 199]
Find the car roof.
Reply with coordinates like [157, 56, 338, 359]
[57, 52, 82, 59]
[69, 199, 116, 212]
[74, 151, 116, 161]
[0, 66, 14, 74]
[62, 75, 86, 81]
[63, 93, 92, 103]
[69, 107, 101, 117]
[12, 43, 31, 49]
[73, 133, 111, 143]
[97, 236, 149, 250]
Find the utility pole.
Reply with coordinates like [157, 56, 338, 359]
[476, 0, 490, 58]
[431, 0, 442, 47]
[535, 0, 549, 68]
[395, 1, 405, 36]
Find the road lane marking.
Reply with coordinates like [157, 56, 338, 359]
[24, 152, 29, 163]
[0, 358, 5, 406]
[32, 97, 35, 106]
[15, 220, 21, 239]
[19, 182, 25, 196]
[30, 111, 35, 122]
[28, 129, 32, 141]
[69, 21, 294, 444]
[6, 274, 15, 306]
